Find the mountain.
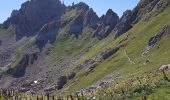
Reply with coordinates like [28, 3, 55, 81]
[3, 0, 66, 40]
[0, 0, 170, 99]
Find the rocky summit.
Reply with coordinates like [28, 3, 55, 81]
[0, 0, 170, 99]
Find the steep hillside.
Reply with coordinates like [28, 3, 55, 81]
[0, 0, 119, 93]
[55, 0, 170, 97]
[0, 0, 170, 99]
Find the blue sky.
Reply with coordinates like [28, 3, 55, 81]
[0, 0, 140, 23]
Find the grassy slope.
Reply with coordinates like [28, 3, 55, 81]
[0, 26, 13, 36]
[1, 4, 169, 99]
[147, 87, 170, 100]
[48, 27, 98, 74]
[11, 37, 36, 68]
[8, 8, 99, 74]
[62, 5, 170, 94]
[45, 8, 99, 74]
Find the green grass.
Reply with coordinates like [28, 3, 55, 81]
[11, 37, 36, 68]
[1, 3, 170, 99]
[60, 5, 170, 95]
[147, 87, 170, 100]
[62, 9, 78, 20]
[47, 27, 98, 74]
[0, 25, 14, 36]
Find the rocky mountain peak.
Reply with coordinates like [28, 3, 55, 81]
[3, 0, 66, 40]
[113, 10, 136, 39]
[76, 2, 89, 10]
[101, 9, 119, 26]
[70, 2, 89, 12]
[112, 0, 170, 40]
[93, 9, 119, 39]
[84, 8, 99, 27]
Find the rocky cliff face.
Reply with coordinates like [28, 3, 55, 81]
[3, 0, 66, 40]
[148, 25, 170, 47]
[84, 8, 99, 27]
[36, 2, 99, 50]
[94, 9, 119, 39]
[133, 0, 170, 21]
[67, 2, 99, 38]
[113, 10, 136, 39]
[36, 21, 61, 51]
[7, 52, 38, 78]
[112, 0, 170, 40]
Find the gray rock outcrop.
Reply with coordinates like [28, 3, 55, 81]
[93, 9, 119, 39]
[148, 25, 170, 46]
[3, 0, 66, 40]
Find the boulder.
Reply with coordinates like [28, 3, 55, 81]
[159, 64, 170, 71]
[100, 47, 119, 60]
[57, 76, 67, 89]
[67, 72, 76, 80]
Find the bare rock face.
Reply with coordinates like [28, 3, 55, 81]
[68, 14, 84, 38]
[57, 76, 67, 90]
[100, 47, 119, 60]
[84, 8, 99, 28]
[133, 0, 170, 22]
[67, 72, 76, 80]
[67, 2, 99, 38]
[101, 9, 119, 27]
[36, 21, 61, 51]
[94, 9, 119, 39]
[75, 47, 119, 75]
[0, 40, 2, 46]
[133, 0, 159, 22]
[7, 52, 39, 78]
[112, 0, 170, 40]
[148, 25, 170, 46]
[113, 10, 136, 39]
[3, 0, 66, 40]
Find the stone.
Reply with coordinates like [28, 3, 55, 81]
[84, 64, 98, 76]
[159, 64, 170, 71]
[100, 47, 119, 60]
[67, 72, 76, 80]
[148, 25, 170, 46]
[44, 85, 58, 94]
[57, 76, 67, 89]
